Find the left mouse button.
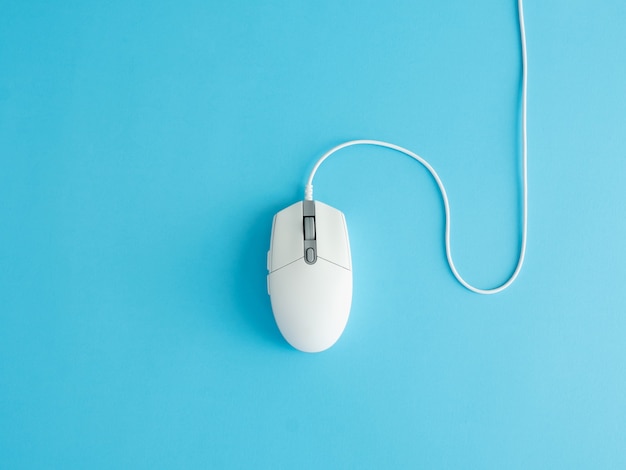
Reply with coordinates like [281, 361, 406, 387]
[270, 202, 304, 271]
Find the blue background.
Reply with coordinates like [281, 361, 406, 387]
[2, 0, 625, 468]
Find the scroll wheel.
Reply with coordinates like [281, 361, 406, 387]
[304, 216, 316, 240]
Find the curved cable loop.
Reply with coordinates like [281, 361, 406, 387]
[304, 0, 527, 295]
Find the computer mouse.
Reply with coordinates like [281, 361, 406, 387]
[267, 200, 352, 353]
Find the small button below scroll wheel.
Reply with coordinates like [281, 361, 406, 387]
[303, 216, 315, 240]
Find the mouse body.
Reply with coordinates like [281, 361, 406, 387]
[267, 200, 352, 352]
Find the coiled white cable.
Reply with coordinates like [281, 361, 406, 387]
[304, 0, 528, 294]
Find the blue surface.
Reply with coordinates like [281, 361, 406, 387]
[2, 1, 626, 468]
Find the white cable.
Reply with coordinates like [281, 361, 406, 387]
[304, 0, 528, 295]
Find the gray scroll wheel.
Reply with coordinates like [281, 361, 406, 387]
[303, 216, 316, 240]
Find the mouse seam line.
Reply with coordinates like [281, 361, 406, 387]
[269, 257, 304, 274]
[316, 256, 351, 272]
[269, 256, 351, 274]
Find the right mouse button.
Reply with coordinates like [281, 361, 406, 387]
[315, 201, 351, 270]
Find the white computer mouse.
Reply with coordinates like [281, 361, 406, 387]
[267, 200, 352, 353]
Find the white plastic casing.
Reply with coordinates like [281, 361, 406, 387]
[267, 201, 352, 353]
